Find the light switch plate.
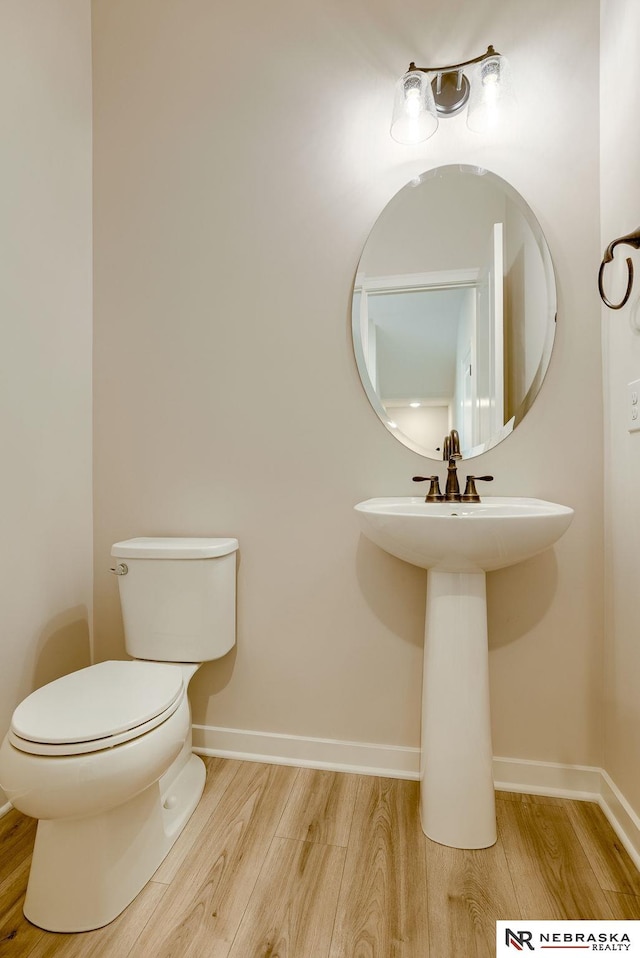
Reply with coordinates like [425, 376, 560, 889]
[628, 379, 640, 432]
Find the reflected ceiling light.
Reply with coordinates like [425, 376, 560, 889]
[409, 401, 422, 408]
[390, 45, 514, 145]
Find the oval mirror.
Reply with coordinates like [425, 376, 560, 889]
[352, 165, 557, 459]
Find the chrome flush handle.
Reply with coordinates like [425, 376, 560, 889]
[109, 563, 128, 576]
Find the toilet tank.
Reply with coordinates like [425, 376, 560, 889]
[110, 537, 238, 663]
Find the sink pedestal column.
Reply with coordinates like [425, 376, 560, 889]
[420, 569, 496, 849]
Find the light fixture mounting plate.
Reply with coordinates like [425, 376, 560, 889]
[432, 72, 470, 117]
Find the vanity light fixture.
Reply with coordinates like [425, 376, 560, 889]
[390, 45, 514, 145]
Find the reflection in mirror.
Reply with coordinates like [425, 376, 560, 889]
[352, 165, 557, 459]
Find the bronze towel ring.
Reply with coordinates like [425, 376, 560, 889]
[598, 228, 640, 310]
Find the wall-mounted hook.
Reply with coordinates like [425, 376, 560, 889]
[598, 227, 640, 310]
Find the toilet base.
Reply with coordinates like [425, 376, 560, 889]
[24, 752, 206, 932]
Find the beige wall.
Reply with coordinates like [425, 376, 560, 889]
[601, 0, 640, 815]
[0, 1, 93, 804]
[92, 0, 603, 765]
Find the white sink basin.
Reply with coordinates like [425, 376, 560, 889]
[354, 494, 574, 849]
[354, 496, 574, 572]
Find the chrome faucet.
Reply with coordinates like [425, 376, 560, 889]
[443, 429, 462, 502]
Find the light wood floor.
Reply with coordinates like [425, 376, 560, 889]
[2, 757, 640, 958]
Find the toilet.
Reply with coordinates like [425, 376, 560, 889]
[0, 536, 238, 933]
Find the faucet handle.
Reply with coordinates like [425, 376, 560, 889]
[461, 475, 494, 502]
[412, 475, 444, 502]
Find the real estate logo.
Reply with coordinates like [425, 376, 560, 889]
[497, 921, 640, 956]
[505, 927, 535, 950]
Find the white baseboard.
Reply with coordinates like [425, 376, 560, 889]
[493, 755, 640, 872]
[493, 755, 603, 800]
[193, 725, 640, 870]
[598, 769, 640, 870]
[3, 722, 639, 871]
[192, 724, 421, 780]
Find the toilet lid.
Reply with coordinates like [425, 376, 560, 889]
[10, 661, 184, 755]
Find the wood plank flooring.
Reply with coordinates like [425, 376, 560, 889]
[2, 758, 640, 958]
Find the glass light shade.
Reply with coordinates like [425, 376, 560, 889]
[466, 54, 515, 133]
[390, 71, 438, 145]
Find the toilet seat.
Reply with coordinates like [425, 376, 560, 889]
[9, 660, 185, 757]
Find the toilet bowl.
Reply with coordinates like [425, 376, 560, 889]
[0, 536, 238, 933]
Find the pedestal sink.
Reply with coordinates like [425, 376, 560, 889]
[354, 496, 574, 849]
